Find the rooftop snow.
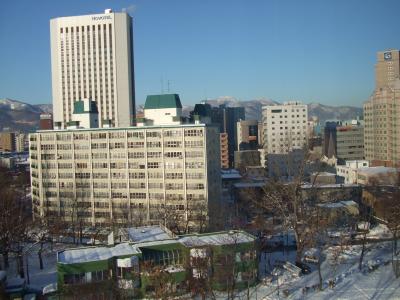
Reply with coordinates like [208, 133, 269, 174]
[357, 166, 398, 175]
[58, 243, 140, 264]
[123, 225, 174, 243]
[301, 183, 359, 189]
[234, 182, 265, 188]
[179, 231, 255, 247]
[221, 170, 242, 180]
[135, 239, 181, 248]
[318, 200, 358, 209]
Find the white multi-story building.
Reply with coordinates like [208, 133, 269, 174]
[29, 95, 221, 231]
[336, 160, 369, 184]
[50, 9, 135, 128]
[262, 101, 308, 155]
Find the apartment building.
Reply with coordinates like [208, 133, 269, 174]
[262, 101, 308, 155]
[50, 9, 135, 128]
[29, 96, 221, 232]
[30, 124, 220, 229]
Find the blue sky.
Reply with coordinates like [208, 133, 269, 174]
[1, 0, 399, 107]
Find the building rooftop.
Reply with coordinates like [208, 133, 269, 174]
[302, 183, 359, 189]
[318, 200, 358, 209]
[36, 122, 207, 133]
[58, 243, 140, 264]
[144, 94, 182, 109]
[357, 166, 398, 175]
[312, 172, 336, 177]
[233, 182, 266, 188]
[221, 169, 242, 180]
[179, 231, 255, 247]
[119, 225, 174, 243]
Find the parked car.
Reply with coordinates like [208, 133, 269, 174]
[295, 261, 312, 274]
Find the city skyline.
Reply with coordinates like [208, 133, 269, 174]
[1, 0, 400, 106]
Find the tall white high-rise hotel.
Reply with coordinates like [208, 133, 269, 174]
[50, 10, 135, 128]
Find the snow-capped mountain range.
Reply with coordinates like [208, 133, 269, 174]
[0, 97, 363, 132]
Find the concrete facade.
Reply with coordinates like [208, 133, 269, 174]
[220, 133, 229, 169]
[364, 80, 400, 167]
[0, 132, 16, 152]
[236, 120, 258, 151]
[29, 124, 221, 231]
[336, 121, 364, 161]
[375, 50, 400, 89]
[336, 160, 369, 184]
[364, 50, 400, 167]
[262, 101, 308, 155]
[50, 10, 135, 128]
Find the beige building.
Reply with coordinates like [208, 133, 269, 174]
[220, 133, 229, 169]
[364, 49, 400, 167]
[50, 9, 135, 128]
[236, 120, 259, 150]
[29, 125, 221, 230]
[0, 132, 16, 152]
[375, 50, 400, 89]
[29, 94, 221, 231]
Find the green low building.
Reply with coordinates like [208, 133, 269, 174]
[56, 226, 257, 298]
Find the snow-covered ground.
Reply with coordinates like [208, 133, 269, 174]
[3, 242, 74, 292]
[252, 228, 400, 299]
[3, 225, 400, 299]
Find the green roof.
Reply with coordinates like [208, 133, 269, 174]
[144, 94, 182, 109]
[73, 100, 98, 114]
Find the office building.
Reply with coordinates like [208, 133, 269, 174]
[190, 103, 245, 168]
[375, 49, 400, 89]
[236, 119, 259, 150]
[262, 101, 308, 155]
[323, 119, 364, 162]
[364, 50, 400, 167]
[336, 160, 369, 184]
[223, 106, 245, 166]
[39, 113, 54, 130]
[50, 9, 135, 128]
[0, 132, 16, 152]
[29, 95, 221, 231]
[234, 150, 260, 169]
[15, 133, 28, 152]
[266, 148, 305, 179]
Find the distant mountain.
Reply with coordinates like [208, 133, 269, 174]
[0, 97, 363, 132]
[34, 104, 53, 114]
[188, 97, 362, 122]
[201, 96, 278, 120]
[307, 102, 363, 122]
[0, 98, 51, 132]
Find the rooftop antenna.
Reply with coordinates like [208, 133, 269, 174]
[167, 80, 171, 93]
[160, 77, 164, 94]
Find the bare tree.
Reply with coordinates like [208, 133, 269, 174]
[141, 260, 176, 299]
[185, 246, 215, 300]
[0, 167, 30, 271]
